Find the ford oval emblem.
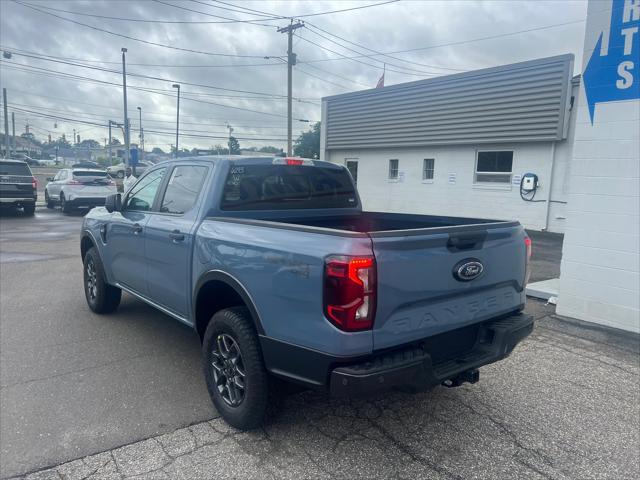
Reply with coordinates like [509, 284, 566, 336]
[453, 259, 484, 282]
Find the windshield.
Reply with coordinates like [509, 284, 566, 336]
[0, 162, 31, 176]
[220, 163, 358, 211]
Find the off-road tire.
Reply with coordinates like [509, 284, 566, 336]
[202, 307, 271, 430]
[83, 247, 121, 313]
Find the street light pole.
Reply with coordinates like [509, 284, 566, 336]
[137, 106, 143, 160]
[121, 47, 130, 167]
[172, 84, 180, 158]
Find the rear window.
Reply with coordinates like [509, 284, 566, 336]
[0, 162, 31, 176]
[73, 170, 108, 177]
[221, 164, 358, 211]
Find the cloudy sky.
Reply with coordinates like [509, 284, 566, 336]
[0, 0, 588, 153]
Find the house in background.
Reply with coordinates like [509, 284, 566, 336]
[320, 54, 577, 234]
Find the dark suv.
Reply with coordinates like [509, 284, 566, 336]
[0, 160, 37, 215]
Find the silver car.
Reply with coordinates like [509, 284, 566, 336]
[45, 168, 117, 213]
[106, 161, 151, 178]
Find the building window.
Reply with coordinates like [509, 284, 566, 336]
[388, 159, 399, 179]
[423, 158, 435, 180]
[475, 151, 513, 184]
[345, 159, 358, 184]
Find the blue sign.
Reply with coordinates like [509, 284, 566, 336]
[583, 0, 640, 123]
[129, 148, 138, 166]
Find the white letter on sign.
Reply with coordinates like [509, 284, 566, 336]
[621, 27, 638, 54]
[623, 0, 640, 22]
[616, 61, 635, 89]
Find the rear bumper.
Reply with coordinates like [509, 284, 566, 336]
[260, 311, 533, 396]
[66, 197, 107, 208]
[329, 312, 533, 396]
[0, 197, 36, 204]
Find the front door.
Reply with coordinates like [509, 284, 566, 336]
[107, 167, 167, 295]
[144, 164, 210, 317]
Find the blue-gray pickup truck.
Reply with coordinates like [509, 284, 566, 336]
[81, 156, 533, 429]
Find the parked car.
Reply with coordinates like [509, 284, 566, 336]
[80, 156, 533, 429]
[45, 168, 117, 213]
[9, 153, 41, 167]
[106, 161, 151, 178]
[72, 161, 103, 169]
[0, 159, 37, 215]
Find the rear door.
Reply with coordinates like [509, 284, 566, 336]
[0, 161, 33, 200]
[370, 224, 528, 350]
[144, 164, 210, 317]
[70, 170, 115, 197]
[47, 170, 66, 199]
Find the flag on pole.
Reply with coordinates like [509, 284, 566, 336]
[376, 64, 385, 88]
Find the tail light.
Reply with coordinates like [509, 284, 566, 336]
[272, 157, 314, 166]
[323, 255, 376, 331]
[68, 179, 82, 185]
[524, 236, 532, 286]
[31, 177, 37, 189]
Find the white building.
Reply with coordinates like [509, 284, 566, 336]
[321, 55, 578, 233]
[557, 0, 639, 333]
[321, 0, 639, 334]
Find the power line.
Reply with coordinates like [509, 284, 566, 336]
[2, 61, 312, 120]
[151, 0, 277, 26]
[13, 1, 283, 59]
[304, 21, 465, 73]
[213, 0, 401, 19]
[300, 18, 587, 64]
[296, 67, 353, 91]
[15, 0, 277, 24]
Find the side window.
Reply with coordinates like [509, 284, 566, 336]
[423, 159, 435, 180]
[125, 168, 166, 212]
[53, 171, 61, 181]
[388, 159, 399, 179]
[475, 151, 513, 184]
[159, 165, 208, 214]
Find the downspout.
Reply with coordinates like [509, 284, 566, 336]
[543, 141, 557, 231]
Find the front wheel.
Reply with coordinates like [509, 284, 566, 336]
[84, 247, 121, 313]
[202, 307, 271, 430]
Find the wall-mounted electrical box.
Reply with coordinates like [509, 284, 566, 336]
[521, 173, 539, 192]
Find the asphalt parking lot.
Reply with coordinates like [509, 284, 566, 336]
[1, 209, 639, 479]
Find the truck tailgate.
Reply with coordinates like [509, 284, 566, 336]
[370, 223, 527, 350]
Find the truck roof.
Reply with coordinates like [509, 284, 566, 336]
[168, 155, 339, 169]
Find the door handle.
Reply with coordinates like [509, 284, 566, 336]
[132, 223, 143, 235]
[169, 230, 185, 242]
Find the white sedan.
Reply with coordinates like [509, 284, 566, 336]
[106, 161, 151, 178]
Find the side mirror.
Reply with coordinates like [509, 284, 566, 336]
[105, 193, 122, 213]
[46, 177, 54, 181]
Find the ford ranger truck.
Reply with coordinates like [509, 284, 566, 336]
[80, 156, 533, 429]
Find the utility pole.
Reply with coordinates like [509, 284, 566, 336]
[11, 112, 15, 155]
[278, 20, 304, 156]
[121, 47, 130, 167]
[137, 106, 144, 160]
[73, 129, 76, 146]
[172, 84, 180, 158]
[226, 123, 233, 154]
[2, 88, 9, 157]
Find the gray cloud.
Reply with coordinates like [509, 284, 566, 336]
[0, 0, 587, 151]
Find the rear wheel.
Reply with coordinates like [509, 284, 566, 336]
[45, 190, 54, 209]
[60, 193, 71, 213]
[83, 247, 121, 313]
[202, 307, 271, 430]
[23, 203, 35, 216]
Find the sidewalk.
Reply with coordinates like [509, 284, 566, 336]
[9, 302, 640, 480]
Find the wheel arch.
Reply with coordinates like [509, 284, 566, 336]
[80, 230, 98, 262]
[193, 271, 265, 342]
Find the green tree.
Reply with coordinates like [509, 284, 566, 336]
[228, 136, 240, 155]
[258, 146, 281, 154]
[151, 147, 165, 154]
[293, 122, 320, 159]
[79, 139, 100, 149]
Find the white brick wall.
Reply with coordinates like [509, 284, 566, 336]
[327, 138, 572, 232]
[557, 0, 640, 332]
